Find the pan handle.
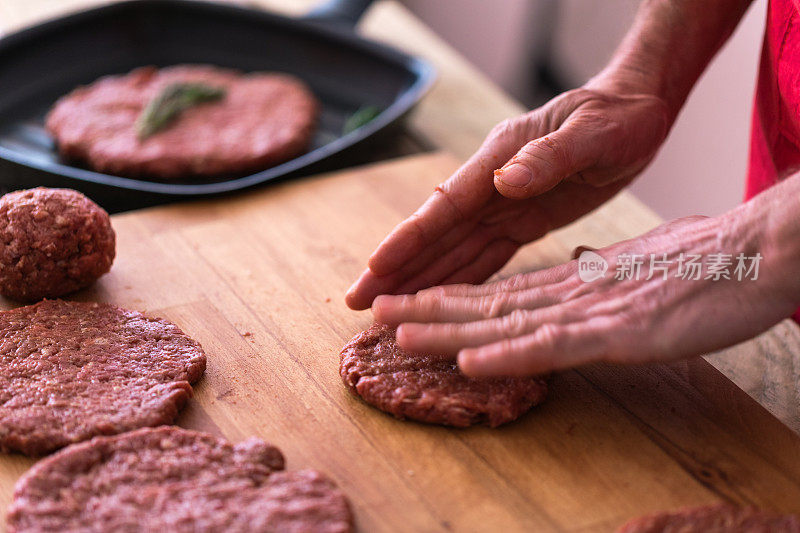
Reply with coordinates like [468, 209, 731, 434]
[303, 0, 374, 28]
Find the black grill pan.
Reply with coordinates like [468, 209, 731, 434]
[0, 0, 435, 211]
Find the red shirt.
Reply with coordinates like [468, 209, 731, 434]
[747, 0, 800, 322]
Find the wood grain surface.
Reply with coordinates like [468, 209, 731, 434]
[2, 0, 798, 435]
[2, 153, 799, 532]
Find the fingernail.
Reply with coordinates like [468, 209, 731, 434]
[396, 323, 426, 350]
[397, 322, 422, 338]
[372, 295, 401, 323]
[457, 349, 481, 376]
[396, 323, 409, 340]
[495, 163, 532, 188]
[371, 294, 390, 312]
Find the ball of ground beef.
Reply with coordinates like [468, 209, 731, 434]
[0, 188, 115, 301]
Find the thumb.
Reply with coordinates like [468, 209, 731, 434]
[493, 123, 599, 199]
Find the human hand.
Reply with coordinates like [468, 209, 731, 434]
[370, 213, 798, 377]
[346, 85, 670, 310]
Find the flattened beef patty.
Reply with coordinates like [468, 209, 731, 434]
[617, 504, 800, 533]
[340, 324, 547, 427]
[46, 65, 319, 179]
[0, 188, 115, 302]
[7, 426, 354, 533]
[0, 300, 205, 456]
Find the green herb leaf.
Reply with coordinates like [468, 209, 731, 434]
[136, 82, 226, 140]
[342, 105, 381, 135]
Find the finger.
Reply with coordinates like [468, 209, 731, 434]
[417, 262, 576, 298]
[493, 121, 602, 200]
[373, 283, 564, 326]
[572, 245, 596, 260]
[366, 192, 461, 277]
[345, 226, 491, 310]
[367, 148, 501, 277]
[438, 239, 519, 286]
[395, 306, 577, 356]
[458, 320, 611, 377]
[345, 268, 395, 310]
[350, 178, 613, 310]
[372, 178, 623, 309]
[392, 236, 517, 297]
[392, 228, 493, 296]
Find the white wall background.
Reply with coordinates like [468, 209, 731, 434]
[628, 0, 766, 218]
[404, 0, 768, 220]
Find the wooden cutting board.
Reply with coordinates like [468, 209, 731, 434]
[1, 152, 799, 533]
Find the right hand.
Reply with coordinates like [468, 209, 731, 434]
[346, 85, 671, 310]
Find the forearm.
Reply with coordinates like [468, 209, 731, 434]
[734, 171, 800, 303]
[586, 0, 753, 121]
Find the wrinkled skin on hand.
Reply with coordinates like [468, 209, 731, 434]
[371, 214, 797, 377]
[346, 88, 670, 310]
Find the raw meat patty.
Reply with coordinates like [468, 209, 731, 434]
[340, 324, 548, 427]
[46, 65, 319, 179]
[0, 300, 206, 456]
[617, 504, 800, 533]
[0, 188, 115, 302]
[7, 426, 354, 533]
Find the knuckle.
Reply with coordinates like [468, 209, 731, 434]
[534, 322, 563, 351]
[524, 136, 558, 157]
[477, 297, 494, 319]
[553, 87, 611, 114]
[523, 136, 571, 171]
[416, 286, 447, 298]
[489, 118, 520, 141]
[416, 294, 443, 315]
[478, 293, 512, 319]
[526, 285, 551, 305]
[573, 109, 615, 131]
[497, 275, 528, 293]
[500, 309, 531, 337]
[558, 87, 596, 106]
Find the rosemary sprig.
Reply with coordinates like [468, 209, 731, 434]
[136, 82, 226, 140]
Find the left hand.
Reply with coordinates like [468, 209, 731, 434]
[371, 214, 797, 377]
[345, 87, 670, 310]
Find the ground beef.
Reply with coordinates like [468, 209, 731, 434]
[340, 324, 548, 427]
[46, 65, 319, 179]
[7, 426, 354, 533]
[617, 504, 800, 532]
[0, 188, 115, 302]
[0, 300, 205, 456]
